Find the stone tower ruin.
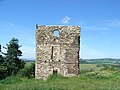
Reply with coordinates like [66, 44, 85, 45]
[35, 25, 80, 79]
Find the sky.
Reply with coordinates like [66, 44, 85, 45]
[0, 0, 120, 59]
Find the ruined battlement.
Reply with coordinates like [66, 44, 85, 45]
[35, 25, 80, 80]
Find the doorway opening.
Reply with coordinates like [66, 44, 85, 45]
[53, 69, 58, 75]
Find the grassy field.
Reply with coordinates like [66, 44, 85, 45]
[80, 64, 103, 71]
[0, 63, 120, 90]
[25, 61, 35, 67]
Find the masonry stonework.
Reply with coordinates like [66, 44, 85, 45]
[35, 25, 80, 79]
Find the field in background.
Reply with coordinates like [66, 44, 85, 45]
[80, 64, 103, 71]
[25, 61, 35, 68]
[80, 58, 120, 64]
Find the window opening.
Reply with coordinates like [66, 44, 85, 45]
[53, 30, 60, 37]
[51, 46, 53, 60]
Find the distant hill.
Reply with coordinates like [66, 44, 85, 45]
[80, 58, 120, 64]
[21, 58, 35, 61]
[21, 58, 120, 64]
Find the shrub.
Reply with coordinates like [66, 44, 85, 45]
[19, 62, 35, 79]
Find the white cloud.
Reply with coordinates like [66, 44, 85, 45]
[8, 22, 14, 26]
[82, 24, 108, 31]
[61, 16, 70, 24]
[80, 18, 120, 31]
[106, 19, 120, 29]
[85, 19, 120, 30]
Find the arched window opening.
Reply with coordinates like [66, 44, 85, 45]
[53, 30, 60, 37]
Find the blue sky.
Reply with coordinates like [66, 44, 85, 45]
[0, 0, 120, 59]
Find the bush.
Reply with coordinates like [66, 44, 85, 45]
[101, 64, 119, 71]
[19, 62, 35, 79]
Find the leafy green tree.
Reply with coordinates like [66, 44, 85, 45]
[0, 45, 7, 80]
[4, 38, 25, 76]
[0, 55, 7, 80]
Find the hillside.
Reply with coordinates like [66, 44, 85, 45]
[80, 58, 120, 64]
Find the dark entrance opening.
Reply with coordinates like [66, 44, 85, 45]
[53, 69, 57, 75]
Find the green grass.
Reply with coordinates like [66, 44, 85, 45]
[0, 63, 120, 90]
[1, 72, 120, 90]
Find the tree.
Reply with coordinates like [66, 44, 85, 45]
[0, 55, 7, 80]
[4, 38, 25, 76]
[0, 45, 7, 80]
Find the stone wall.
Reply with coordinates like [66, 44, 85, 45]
[35, 25, 80, 79]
